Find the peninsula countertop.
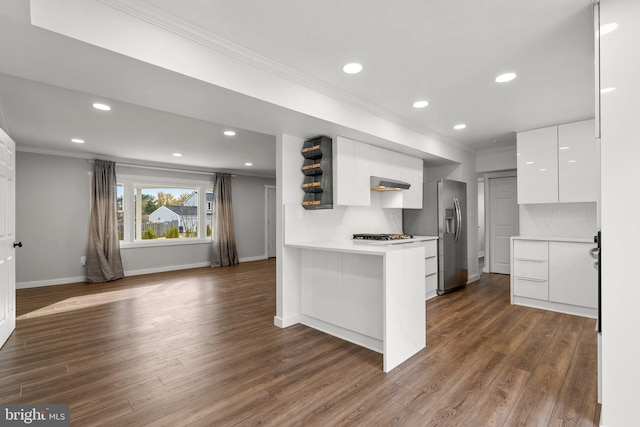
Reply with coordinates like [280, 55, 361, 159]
[286, 236, 438, 255]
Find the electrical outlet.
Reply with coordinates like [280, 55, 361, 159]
[80, 256, 86, 266]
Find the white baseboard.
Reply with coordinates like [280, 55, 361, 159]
[17, 256, 269, 289]
[124, 262, 211, 277]
[17, 276, 86, 289]
[467, 273, 481, 284]
[425, 289, 438, 301]
[239, 255, 268, 262]
[274, 314, 300, 328]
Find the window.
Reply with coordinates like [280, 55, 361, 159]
[134, 185, 198, 240]
[117, 184, 124, 241]
[116, 174, 212, 246]
[206, 191, 213, 238]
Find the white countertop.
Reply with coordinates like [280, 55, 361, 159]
[286, 236, 438, 255]
[512, 235, 596, 244]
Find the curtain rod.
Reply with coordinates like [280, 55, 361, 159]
[88, 160, 235, 177]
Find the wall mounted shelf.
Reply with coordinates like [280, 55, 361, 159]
[301, 136, 333, 210]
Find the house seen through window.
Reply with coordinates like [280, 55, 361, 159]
[115, 173, 213, 245]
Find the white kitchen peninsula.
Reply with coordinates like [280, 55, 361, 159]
[287, 237, 437, 372]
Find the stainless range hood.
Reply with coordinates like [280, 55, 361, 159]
[370, 176, 411, 191]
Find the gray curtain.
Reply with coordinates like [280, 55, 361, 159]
[211, 173, 239, 267]
[86, 160, 125, 282]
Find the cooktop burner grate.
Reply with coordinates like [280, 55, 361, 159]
[352, 233, 413, 241]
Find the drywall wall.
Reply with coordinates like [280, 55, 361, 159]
[15, 151, 275, 287]
[476, 145, 517, 173]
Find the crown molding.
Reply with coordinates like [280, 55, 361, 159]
[97, 0, 471, 153]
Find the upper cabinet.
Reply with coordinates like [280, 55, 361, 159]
[334, 137, 423, 208]
[334, 137, 370, 206]
[558, 120, 598, 203]
[517, 126, 559, 204]
[517, 119, 597, 204]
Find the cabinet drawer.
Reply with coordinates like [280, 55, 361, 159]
[513, 259, 548, 280]
[513, 240, 548, 260]
[425, 274, 438, 294]
[425, 257, 437, 275]
[423, 241, 437, 258]
[513, 277, 549, 301]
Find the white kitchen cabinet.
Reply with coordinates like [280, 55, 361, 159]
[517, 119, 597, 204]
[558, 120, 598, 203]
[342, 253, 383, 339]
[549, 241, 598, 309]
[423, 239, 438, 299]
[335, 137, 422, 208]
[517, 126, 559, 204]
[511, 237, 597, 318]
[512, 240, 549, 300]
[300, 250, 343, 326]
[334, 136, 370, 206]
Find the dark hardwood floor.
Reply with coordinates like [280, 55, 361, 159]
[0, 260, 599, 426]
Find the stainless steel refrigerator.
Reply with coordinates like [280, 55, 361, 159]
[403, 179, 467, 295]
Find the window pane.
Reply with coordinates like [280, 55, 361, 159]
[135, 186, 198, 240]
[206, 191, 213, 238]
[117, 184, 124, 240]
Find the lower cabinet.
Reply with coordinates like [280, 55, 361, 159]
[511, 238, 597, 317]
[422, 240, 438, 299]
[549, 242, 598, 309]
[300, 250, 383, 340]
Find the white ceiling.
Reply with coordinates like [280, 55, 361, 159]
[0, 0, 596, 176]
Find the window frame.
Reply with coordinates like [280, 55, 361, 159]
[117, 174, 212, 248]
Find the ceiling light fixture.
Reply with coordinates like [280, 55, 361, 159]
[343, 63, 363, 74]
[559, 146, 570, 150]
[71, 138, 85, 144]
[172, 153, 182, 157]
[244, 162, 253, 166]
[412, 100, 429, 109]
[525, 161, 534, 165]
[92, 103, 111, 111]
[600, 87, 616, 94]
[224, 130, 236, 136]
[495, 72, 517, 83]
[598, 23, 618, 37]
[453, 124, 466, 130]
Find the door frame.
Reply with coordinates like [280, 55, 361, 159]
[484, 170, 517, 274]
[264, 185, 276, 258]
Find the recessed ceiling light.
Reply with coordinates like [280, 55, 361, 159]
[495, 72, 517, 83]
[568, 160, 577, 163]
[598, 23, 618, 37]
[343, 63, 363, 74]
[539, 168, 547, 172]
[525, 161, 535, 165]
[244, 162, 253, 166]
[71, 138, 85, 144]
[600, 87, 616, 94]
[453, 124, 466, 130]
[172, 153, 182, 157]
[412, 100, 429, 109]
[224, 130, 236, 136]
[92, 103, 111, 111]
[559, 146, 570, 150]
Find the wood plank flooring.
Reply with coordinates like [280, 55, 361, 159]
[0, 260, 600, 426]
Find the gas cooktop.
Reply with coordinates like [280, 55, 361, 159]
[352, 233, 414, 241]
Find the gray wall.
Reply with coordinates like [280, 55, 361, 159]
[16, 151, 276, 287]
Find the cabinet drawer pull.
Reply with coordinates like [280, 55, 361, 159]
[515, 258, 546, 262]
[515, 276, 546, 283]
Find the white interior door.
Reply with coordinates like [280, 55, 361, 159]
[0, 129, 16, 348]
[266, 186, 276, 258]
[490, 176, 519, 274]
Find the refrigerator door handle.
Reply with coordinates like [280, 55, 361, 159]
[454, 198, 462, 241]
